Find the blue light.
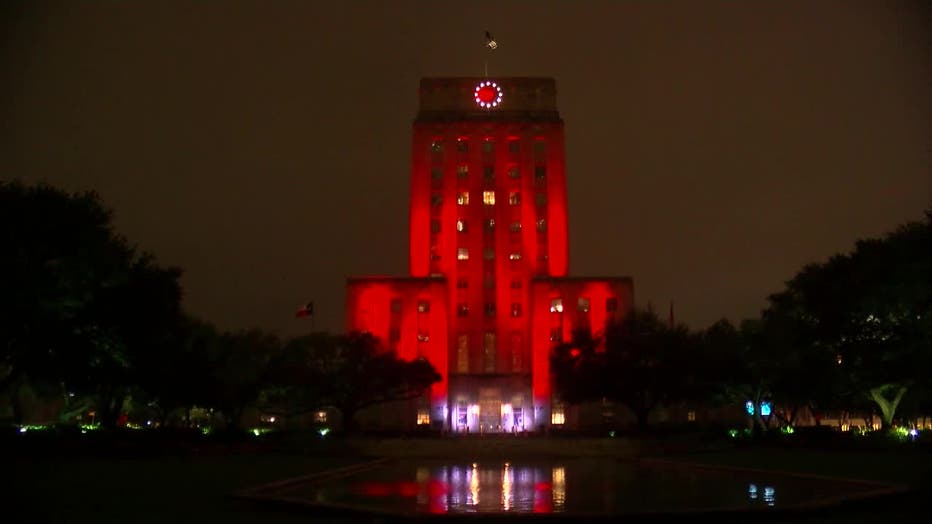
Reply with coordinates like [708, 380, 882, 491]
[745, 401, 755, 416]
[760, 402, 772, 417]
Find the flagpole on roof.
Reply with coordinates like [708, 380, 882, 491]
[484, 30, 497, 78]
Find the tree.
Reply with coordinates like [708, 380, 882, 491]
[764, 210, 932, 429]
[267, 331, 440, 433]
[204, 329, 279, 430]
[552, 309, 695, 431]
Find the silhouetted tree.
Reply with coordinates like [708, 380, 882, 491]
[204, 329, 279, 430]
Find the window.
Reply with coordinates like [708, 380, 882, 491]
[390, 299, 402, 313]
[577, 297, 590, 313]
[510, 222, 522, 233]
[456, 139, 468, 153]
[417, 332, 430, 342]
[457, 278, 468, 289]
[551, 404, 565, 425]
[430, 141, 443, 153]
[417, 301, 430, 313]
[538, 254, 549, 262]
[510, 279, 522, 289]
[431, 194, 442, 207]
[483, 332, 496, 373]
[483, 166, 494, 183]
[511, 303, 522, 317]
[457, 165, 469, 179]
[534, 165, 546, 185]
[457, 303, 469, 317]
[457, 335, 469, 373]
[457, 191, 469, 205]
[606, 297, 618, 313]
[315, 410, 328, 423]
[687, 410, 696, 422]
[431, 167, 443, 187]
[533, 140, 546, 157]
[484, 276, 495, 289]
[509, 191, 521, 205]
[483, 191, 496, 205]
[508, 165, 519, 179]
[429, 246, 440, 260]
[457, 219, 466, 232]
[511, 333, 523, 372]
[485, 303, 496, 317]
[509, 252, 522, 261]
[536, 193, 547, 206]
[485, 218, 495, 231]
[430, 220, 441, 233]
[508, 140, 520, 153]
[457, 247, 469, 261]
[550, 298, 564, 313]
[482, 140, 494, 153]
[417, 409, 430, 425]
[484, 248, 494, 261]
[536, 218, 547, 232]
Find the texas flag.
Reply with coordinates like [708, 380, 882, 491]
[295, 302, 314, 319]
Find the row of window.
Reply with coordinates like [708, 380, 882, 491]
[455, 247, 528, 261]
[435, 218, 547, 234]
[455, 332, 524, 374]
[432, 191, 547, 207]
[393, 296, 618, 316]
[430, 165, 547, 183]
[430, 140, 546, 155]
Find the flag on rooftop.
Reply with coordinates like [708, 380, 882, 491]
[485, 31, 497, 50]
[295, 301, 314, 319]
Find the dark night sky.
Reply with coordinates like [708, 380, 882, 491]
[2, 1, 930, 338]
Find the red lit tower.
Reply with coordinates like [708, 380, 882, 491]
[347, 78, 633, 432]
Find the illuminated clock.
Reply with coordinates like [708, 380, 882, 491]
[474, 81, 502, 108]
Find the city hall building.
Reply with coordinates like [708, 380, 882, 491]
[347, 78, 633, 432]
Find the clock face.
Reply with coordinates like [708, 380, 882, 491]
[474, 81, 502, 108]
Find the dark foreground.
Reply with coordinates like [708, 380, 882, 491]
[8, 429, 931, 524]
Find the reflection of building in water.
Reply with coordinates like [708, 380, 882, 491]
[429, 462, 562, 513]
[347, 78, 634, 432]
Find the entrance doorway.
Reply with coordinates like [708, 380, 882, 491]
[478, 388, 501, 433]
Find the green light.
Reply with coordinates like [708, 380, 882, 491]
[728, 429, 739, 438]
[318, 427, 330, 437]
[780, 426, 795, 434]
[200, 427, 212, 436]
[249, 428, 272, 437]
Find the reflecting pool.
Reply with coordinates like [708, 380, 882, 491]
[257, 459, 898, 516]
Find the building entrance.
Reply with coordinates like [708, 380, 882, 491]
[478, 388, 502, 433]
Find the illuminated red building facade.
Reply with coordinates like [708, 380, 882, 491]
[347, 78, 633, 432]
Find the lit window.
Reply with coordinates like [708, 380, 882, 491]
[417, 301, 430, 313]
[315, 410, 328, 423]
[430, 141, 443, 153]
[482, 140, 494, 153]
[536, 218, 546, 232]
[687, 410, 696, 422]
[417, 409, 430, 425]
[536, 193, 547, 206]
[510, 222, 521, 233]
[457, 191, 469, 205]
[457, 139, 468, 153]
[457, 247, 469, 260]
[551, 404, 565, 425]
[457, 219, 466, 232]
[577, 297, 590, 313]
[483, 166, 494, 183]
[509, 252, 522, 261]
[390, 299, 402, 313]
[431, 194, 442, 207]
[484, 248, 494, 260]
[485, 303, 496, 317]
[508, 165, 519, 179]
[485, 218, 495, 231]
[457, 303, 469, 317]
[606, 297, 618, 313]
[457, 335, 469, 373]
[508, 140, 520, 153]
[430, 220, 441, 233]
[457, 278, 468, 289]
[509, 191, 521, 205]
[550, 298, 564, 313]
[457, 165, 469, 179]
[511, 303, 522, 317]
[417, 332, 430, 342]
[483, 191, 496, 205]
